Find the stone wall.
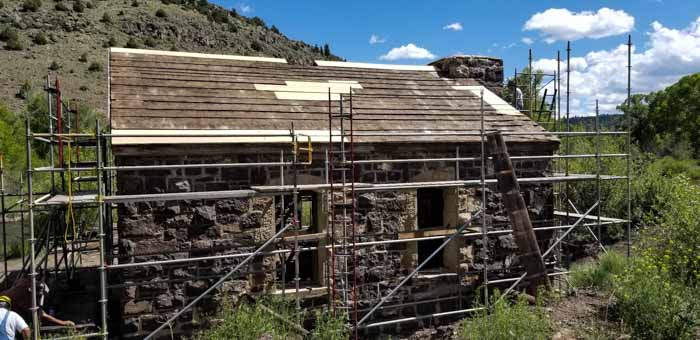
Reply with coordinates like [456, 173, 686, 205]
[112, 142, 555, 338]
[429, 55, 504, 94]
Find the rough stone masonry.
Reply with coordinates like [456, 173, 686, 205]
[112, 142, 556, 338]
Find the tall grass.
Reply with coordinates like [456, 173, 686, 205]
[459, 291, 553, 340]
[195, 297, 298, 340]
[569, 252, 627, 291]
[195, 298, 349, 340]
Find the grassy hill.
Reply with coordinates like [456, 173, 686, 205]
[0, 0, 341, 114]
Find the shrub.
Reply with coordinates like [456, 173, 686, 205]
[250, 40, 262, 52]
[48, 61, 60, 70]
[0, 28, 19, 42]
[21, 0, 41, 12]
[642, 175, 700, 284]
[105, 36, 117, 47]
[194, 297, 297, 340]
[16, 80, 32, 99]
[144, 37, 156, 47]
[55, 2, 69, 11]
[459, 291, 553, 340]
[569, 252, 627, 291]
[73, 0, 84, 13]
[227, 23, 238, 33]
[615, 260, 700, 340]
[270, 25, 280, 34]
[79, 85, 88, 91]
[33, 32, 48, 45]
[78, 52, 88, 62]
[131, 0, 138, 7]
[4, 33, 24, 51]
[100, 12, 112, 23]
[85, 1, 94, 9]
[0, 2, 4, 9]
[309, 310, 348, 340]
[249, 16, 265, 27]
[125, 37, 140, 48]
[88, 62, 102, 72]
[211, 8, 229, 23]
[155, 8, 167, 18]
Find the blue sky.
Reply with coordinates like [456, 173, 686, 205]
[213, 0, 700, 115]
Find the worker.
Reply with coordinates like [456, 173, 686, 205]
[515, 87, 524, 111]
[0, 296, 31, 340]
[0, 279, 75, 329]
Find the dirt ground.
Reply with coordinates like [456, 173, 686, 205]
[549, 289, 629, 340]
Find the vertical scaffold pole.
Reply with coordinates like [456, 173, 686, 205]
[46, 75, 55, 191]
[291, 125, 301, 323]
[25, 116, 39, 340]
[1, 154, 6, 278]
[280, 150, 286, 298]
[595, 100, 602, 245]
[479, 89, 489, 310]
[565, 41, 571, 243]
[96, 120, 108, 339]
[626, 35, 632, 258]
[555, 50, 562, 292]
[20, 174, 25, 260]
[528, 49, 533, 117]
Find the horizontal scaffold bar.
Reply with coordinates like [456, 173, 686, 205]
[31, 175, 627, 206]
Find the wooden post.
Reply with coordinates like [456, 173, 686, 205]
[486, 132, 549, 295]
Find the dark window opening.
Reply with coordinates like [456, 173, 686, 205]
[275, 192, 319, 285]
[283, 247, 315, 284]
[417, 188, 445, 269]
[276, 192, 317, 233]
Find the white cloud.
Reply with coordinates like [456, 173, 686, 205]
[524, 8, 634, 43]
[528, 17, 700, 116]
[443, 22, 463, 31]
[237, 3, 252, 14]
[521, 37, 534, 45]
[379, 43, 436, 61]
[369, 34, 386, 44]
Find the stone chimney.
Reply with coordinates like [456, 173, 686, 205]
[429, 55, 504, 94]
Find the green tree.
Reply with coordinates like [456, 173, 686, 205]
[619, 73, 700, 158]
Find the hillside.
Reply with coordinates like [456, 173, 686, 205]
[0, 0, 341, 114]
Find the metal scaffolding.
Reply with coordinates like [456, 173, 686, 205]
[0, 37, 635, 339]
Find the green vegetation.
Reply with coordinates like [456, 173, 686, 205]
[55, 2, 69, 11]
[567, 171, 700, 339]
[620, 73, 700, 158]
[459, 291, 553, 340]
[1, 27, 23, 50]
[73, 0, 85, 13]
[21, 0, 41, 12]
[144, 37, 157, 48]
[88, 61, 102, 72]
[569, 252, 627, 291]
[615, 260, 700, 340]
[155, 8, 167, 18]
[101, 12, 112, 23]
[78, 53, 88, 62]
[194, 297, 348, 340]
[194, 298, 297, 340]
[125, 37, 140, 48]
[33, 32, 49, 45]
[308, 311, 348, 340]
[49, 61, 60, 70]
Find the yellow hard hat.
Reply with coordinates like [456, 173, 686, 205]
[0, 295, 11, 309]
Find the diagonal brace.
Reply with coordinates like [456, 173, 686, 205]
[357, 210, 482, 326]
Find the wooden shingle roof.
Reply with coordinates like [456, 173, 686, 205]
[109, 48, 557, 145]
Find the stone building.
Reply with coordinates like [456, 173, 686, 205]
[107, 48, 558, 338]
